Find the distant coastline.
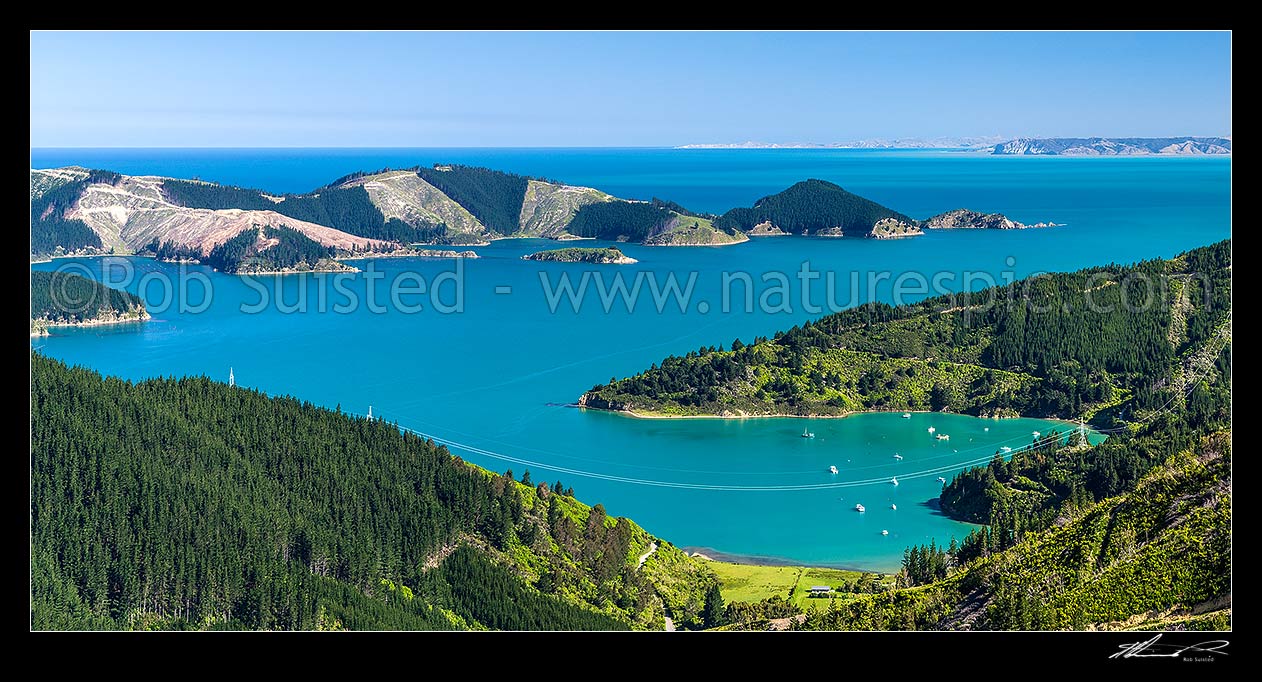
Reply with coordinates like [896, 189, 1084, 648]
[677, 136, 1004, 150]
[679, 136, 1232, 156]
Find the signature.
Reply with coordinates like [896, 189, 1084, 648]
[1111, 634, 1230, 660]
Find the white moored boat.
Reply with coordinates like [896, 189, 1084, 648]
[936, 434, 950, 441]
[881, 530, 889, 535]
[855, 503, 865, 512]
[890, 504, 897, 510]
[937, 476, 946, 483]
[893, 453, 903, 460]
[891, 476, 899, 486]
[902, 413, 911, 418]
[829, 465, 838, 475]
[801, 427, 815, 438]
[928, 426, 936, 434]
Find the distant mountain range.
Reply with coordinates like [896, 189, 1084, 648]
[679, 136, 1232, 155]
[991, 137, 1232, 156]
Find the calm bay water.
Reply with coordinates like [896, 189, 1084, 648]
[30, 148, 1230, 570]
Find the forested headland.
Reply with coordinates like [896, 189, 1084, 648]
[567, 199, 745, 245]
[30, 271, 147, 334]
[202, 225, 350, 274]
[584, 240, 1230, 423]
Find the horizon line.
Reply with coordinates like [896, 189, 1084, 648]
[30, 135, 1234, 152]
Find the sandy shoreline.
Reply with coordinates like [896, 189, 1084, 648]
[682, 546, 881, 573]
[577, 403, 1096, 430]
[580, 406, 855, 420]
[579, 404, 935, 421]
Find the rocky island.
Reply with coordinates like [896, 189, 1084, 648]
[921, 208, 1060, 230]
[869, 218, 923, 239]
[746, 221, 791, 237]
[522, 246, 638, 264]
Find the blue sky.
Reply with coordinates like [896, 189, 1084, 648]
[30, 31, 1231, 147]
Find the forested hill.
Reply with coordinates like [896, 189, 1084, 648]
[30, 271, 147, 334]
[197, 225, 351, 274]
[715, 179, 917, 236]
[583, 240, 1231, 425]
[415, 164, 530, 236]
[31, 354, 718, 630]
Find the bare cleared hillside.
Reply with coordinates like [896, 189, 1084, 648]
[52, 172, 383, 254]
[30, 167, 89, 201]
[341, 170, 487, 238]
[518, 180, 614, 237]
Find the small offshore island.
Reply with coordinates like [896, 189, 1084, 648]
[523, 246, 638, 264]
[30, 271, 148, 336]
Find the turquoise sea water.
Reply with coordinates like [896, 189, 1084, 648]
[30, 149, 1230, 570]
